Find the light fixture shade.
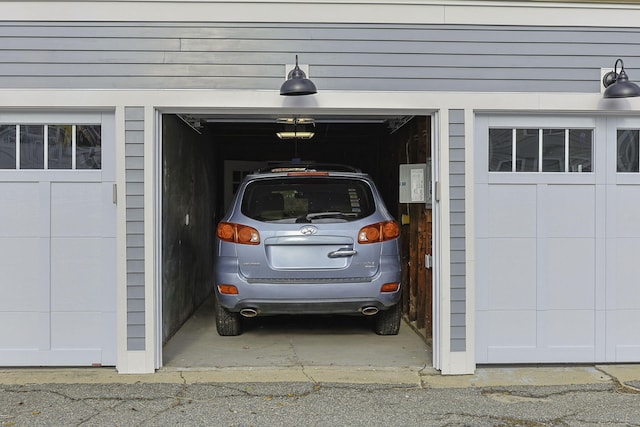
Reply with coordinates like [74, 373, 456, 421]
[280, 55, 317, 96]
[603, 59, 640, 99]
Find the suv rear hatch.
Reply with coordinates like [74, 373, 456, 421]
[235, 175, 387, 282]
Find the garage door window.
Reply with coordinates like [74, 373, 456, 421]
[617, 129, 639, 172]
[489, 128, 593, 173]
[0, 124, 101, 170]
[0, 125, 16, 169]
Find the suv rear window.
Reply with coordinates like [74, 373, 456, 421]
[241, 177, 376, 223]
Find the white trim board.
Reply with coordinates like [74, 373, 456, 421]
[1, 1, 640, 28]
[0, 89, 639, 116]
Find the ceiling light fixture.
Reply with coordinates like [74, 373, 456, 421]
[276, 131, 315, 140]
[276, 117, 315, 125]
[602, 58, 640, 98]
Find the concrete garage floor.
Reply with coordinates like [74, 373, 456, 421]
[163, 295, 432, 370]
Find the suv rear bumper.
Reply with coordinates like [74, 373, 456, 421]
[222, 297, 400, 316]
[215, 256, 401, 315]
[216, 281, 402, 313]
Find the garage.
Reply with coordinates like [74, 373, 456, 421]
[0, 112, 116, 366]
[475, 115, 640, 364]
[159, 112, 434, 366]
[3, 0, 640, 375]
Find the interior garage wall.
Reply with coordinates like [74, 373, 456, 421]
[384, 117, 433, 339]
[162, 115, 216, 343]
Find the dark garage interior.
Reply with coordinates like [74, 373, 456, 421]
[161, 113, 432, 352]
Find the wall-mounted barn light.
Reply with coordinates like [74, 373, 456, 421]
[280, 55, 317, 96]
[602, 59, 640, 98]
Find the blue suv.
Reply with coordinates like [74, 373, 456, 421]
[214, 164, 402, 335]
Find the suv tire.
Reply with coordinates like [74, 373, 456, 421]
[214, 296, 242, 336]
[374, 302, 402, 335]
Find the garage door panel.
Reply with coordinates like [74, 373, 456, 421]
[481, 309, 537, 363]
[606, 310, 640, 362]
[0, 349, 104, 366]
[475, 310, 490, 362]
[0, 183, 42, 237]
[475, 238, 490, 310]
[101, 182, 117, 236]
[611, 186, 640, 238]
[51, 182, 107, 237]
[51, 312, 108, 351]
[487, 238, 537, 310]
[539, 238, 595, 310]
[99, 311, 117, 364]
[0, 237, 49, 311]
[484, 310, 537, 349]
[486, 347, 537, 363]
[50, 237, 113, 312]
[0, 312, 49, 350]
[488, 184, 537, 237]
[540, 185, 595, 238]
[539, 310, 595, 353]
[608, 239, 640, 311]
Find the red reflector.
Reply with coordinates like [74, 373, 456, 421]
[380, 283, 400, 293]
[382, 221, 400, 240]
[218, 284, 239, 295]
[217, 223, 235, 240]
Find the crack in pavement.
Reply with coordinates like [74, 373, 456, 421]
[595, 366, 640, 394]
[2, 380, 640, 426]
[480, 385, 614, 400]
[417, 362, 434, 389]
[287, 336, 319, 386]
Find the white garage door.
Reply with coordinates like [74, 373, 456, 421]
[0, 113, 116, 366]
[475, 116, 640, 364]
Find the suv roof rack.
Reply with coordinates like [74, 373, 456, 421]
[257, 163, 362, 173]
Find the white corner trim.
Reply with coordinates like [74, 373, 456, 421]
[463, 108, 476, 374]
[115, 106, 130, 373]
[437, 109, 452, 371]
[442, 351, 475, 376]
[144, 105, 159, 372]
[116, 351, 155, 374]
[437, 108, 476, 376]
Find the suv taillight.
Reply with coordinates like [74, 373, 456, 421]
[358, 221, 400, 243]
[217, 222, 260, 245]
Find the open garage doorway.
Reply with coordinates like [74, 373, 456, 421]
[159, 112, 434, 369]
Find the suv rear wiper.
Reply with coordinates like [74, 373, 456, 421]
[295, 212, 350, 223]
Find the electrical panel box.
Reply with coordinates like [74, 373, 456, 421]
[399, 161, 432, 206]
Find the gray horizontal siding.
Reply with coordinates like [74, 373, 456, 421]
[449, 109, 466, 353]
[125, 106, 145, 352]
[0, 22, 638, 92]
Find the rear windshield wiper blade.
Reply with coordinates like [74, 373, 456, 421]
[296, 212, 350, 223]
